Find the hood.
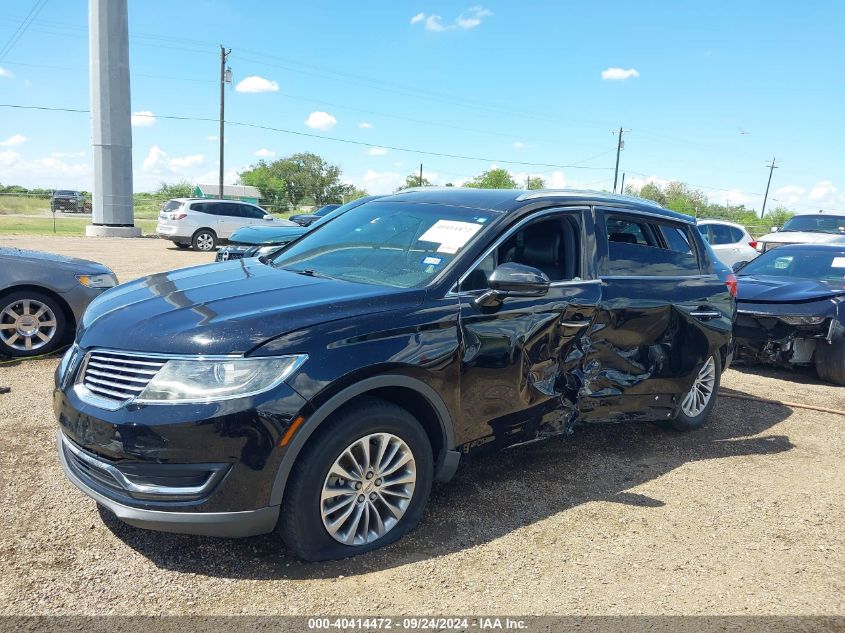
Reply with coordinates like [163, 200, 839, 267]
[0, 247, 112, 273]
[736, 275, 845, 303]
[229, 224, 307, 245]
[78, 259, 419, 355]
[759, 231, 845, 246]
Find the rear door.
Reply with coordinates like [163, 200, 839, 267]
[584, 208, 731, 422]
[456, 207, 602, 450]
[214, 203, 245, 238]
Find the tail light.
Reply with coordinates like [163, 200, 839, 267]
[748, 241, 757, 249]
[725, 273, 737, 298]
[171, 212, 187, 220]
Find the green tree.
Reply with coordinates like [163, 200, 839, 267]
[396, 174, 432, 191]
[342, 186, 369, 202]
[463, 168, 518, 189]
[240, 152, 347, 208]
[155, 181, 194, 199]
[527, 176, 546, 190]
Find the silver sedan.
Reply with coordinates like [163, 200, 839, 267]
[0, 247, 117, 357]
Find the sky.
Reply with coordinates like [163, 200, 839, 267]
[0, 0, 843, 214]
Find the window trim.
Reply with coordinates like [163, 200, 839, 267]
[450, 206, 590, 295]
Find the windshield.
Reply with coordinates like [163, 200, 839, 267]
[55, 190, 77, 196]
[779, 215, 845, 234]
[269, 201, 496, 288]
[739, 248, 845, 282]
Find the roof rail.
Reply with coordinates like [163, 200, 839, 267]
[515, 188, 666, 209]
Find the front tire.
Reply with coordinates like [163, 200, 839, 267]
[0, 290, 67, 358]
[191, 229, 217, 251]
[279, 397, 433, 561]
[668, 354, 721, 431]
[815, 340, 845, 385]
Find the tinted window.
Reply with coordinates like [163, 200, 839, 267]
[217, 203, 242, 217]
[163, 200, 182, 212]
[730, 226, 745, 243]
[709, 223, 735, 245]
[603, 214, 700, 276]
[241, 204, 266, 219]
[779, 215, 845, 234]
[190, 202, 210, 214]
[461, 214, 582, 291]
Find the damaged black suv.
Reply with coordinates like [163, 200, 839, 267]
[55, 188, 734, 561]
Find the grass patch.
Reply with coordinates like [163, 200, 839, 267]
[0, 215, 157, 236]
[0, 195, 51, 215]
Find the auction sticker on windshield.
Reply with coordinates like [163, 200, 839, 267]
[419, 219, 483, 254]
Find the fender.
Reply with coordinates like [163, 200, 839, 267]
[268, 374, 460, 507]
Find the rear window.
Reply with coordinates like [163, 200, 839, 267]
[603, 214, 700, 276]
[163, 200, 182, 212]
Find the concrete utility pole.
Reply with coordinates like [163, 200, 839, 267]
[219, 46, 232, 199]
[87, 0, 139, 237]
[619, 172, 626, 194]
[419, 163, 424, 187]
[761, 157, 779, 219]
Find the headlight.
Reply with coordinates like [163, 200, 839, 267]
[76, 273, 117, 288]
[778, 315, 826, 326]
[135, 354, 307, 403]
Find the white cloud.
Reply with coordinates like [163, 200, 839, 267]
[412, 6, 492, 32]
[601, 67, 640, 81]
[305, 111, 337, 130]
[810, 180, 837, 202]
[513, 141, 525, 149]
[254, 148, 275, 158]
[367, 147, 388, 156]
[394, 162, 404, 167]
[456, 5, 493, 29]
[363, 169, 404, 194]
[775, 185, 805, 205]
[131, 111, 156, 127]
[235, 75, 279, 93]
[142, 145, 167, 173]
[0, 66, 13, 78]
[0, 150, 20, 167]
[358, 122, 373, 129]
[168, 154, 205, 170]
[0, 134, 27, 147]
[51, 151, 85, 158]
[547, 171, 567, 188]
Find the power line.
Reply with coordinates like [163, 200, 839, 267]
[0, 0, 49, 61]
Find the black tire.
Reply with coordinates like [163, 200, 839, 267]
[814, 340, 845, 385]
[175, 242, 191, 249]
[0, 290, 68, 358]
[279, 396, 434, 561]
[666, 354, 721, 431]
[191, 229, 217, 251]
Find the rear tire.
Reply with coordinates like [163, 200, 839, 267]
[667, 354, 721, 431]
[191, 229, 217, 251]
[279, 396, 433, 561]
[0, 290, 68, 358]
[815, 340, 845, 385]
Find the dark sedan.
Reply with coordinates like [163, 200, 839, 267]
[734, 244, 845, 384]
[288, 204, 341, 227]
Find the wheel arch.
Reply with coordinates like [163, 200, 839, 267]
[268, 374, 459, 507]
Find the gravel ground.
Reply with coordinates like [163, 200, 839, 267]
[0, 236, 842, 616]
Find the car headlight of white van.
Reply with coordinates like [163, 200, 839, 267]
[135, 354, 307, 403]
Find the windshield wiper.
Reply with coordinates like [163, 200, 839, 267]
[286, 268, 334, 279]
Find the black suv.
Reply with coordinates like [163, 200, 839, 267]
[54, 189, 735, 561]
[51, 190, 87, 213]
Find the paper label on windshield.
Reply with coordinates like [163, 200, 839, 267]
[832, 257, 845, 268]
[419, 220, 482, 254]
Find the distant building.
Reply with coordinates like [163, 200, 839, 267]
[193, 184, 261, 204]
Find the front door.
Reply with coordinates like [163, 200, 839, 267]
[456, 207, 601, 452]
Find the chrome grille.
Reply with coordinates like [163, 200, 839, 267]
[79, 350, 167, 402]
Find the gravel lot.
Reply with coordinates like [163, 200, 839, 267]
[0, 236, 843, 616]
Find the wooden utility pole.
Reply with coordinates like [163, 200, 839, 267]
[761, 157, 778, 218]
[219, 45, 232, 199]
[419, 163, 424, 187]
[613, 127, 624, 193]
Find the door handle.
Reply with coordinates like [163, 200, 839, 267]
[690, 309, 722, 320]
[559, 319, 591, 328]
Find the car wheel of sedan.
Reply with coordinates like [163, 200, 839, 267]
[191, 229, 217, 251]
[0, 290, 67, 358]
[667, 354, 721, 431]
[279, 396, 433, 561]
[814, 340, 845, 385]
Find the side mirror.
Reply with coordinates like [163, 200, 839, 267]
[264, 215, 274, 221]
[731, 261, 747, 273]
[474, 262, 550, 308]
[770, 226, 779, 232]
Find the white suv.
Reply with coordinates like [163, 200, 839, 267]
[696, 219, 759, 268]
[156, 198, 296, 251]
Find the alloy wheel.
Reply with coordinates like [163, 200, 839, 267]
[195, 233, 214, 251]
[320, 432, 417, 546]
[0, 298, 58, 352]
[680, 356, 716, 418]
